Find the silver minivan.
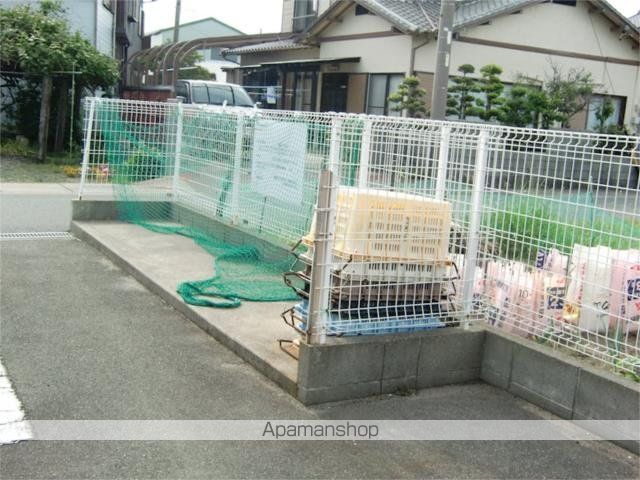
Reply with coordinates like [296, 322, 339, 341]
[175, 80, 256, 107]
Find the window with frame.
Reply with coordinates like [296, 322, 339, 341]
[232, 87, 255, 107]
[207, 85, 234, 105]
[126, 0, 140, 21]
[191, 85, 209, 104]
[366, 74, 403, 116]
[294, 72, 315, 111]
[175, 82, 188, 99]
[586, 94, 626, 131]
[292, 0, 318, 33]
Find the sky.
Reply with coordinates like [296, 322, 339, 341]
[143, 0, 285, 35]
[143, 0, 640, 36]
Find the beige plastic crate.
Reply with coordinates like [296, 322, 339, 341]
[304, 187, 451, 261]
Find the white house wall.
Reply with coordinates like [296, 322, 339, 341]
[95, 2, 114, 57]
[319, 4, 398, 36]
[320, 35, 412, 73]
[318, 5, 411, 74]
[409, 2, 640, 127]
[67, 0, 97, 46]
[1, 0, 97, 48]
[461, 2, 638, 62]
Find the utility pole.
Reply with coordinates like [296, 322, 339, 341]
[173, 0, 181, 44]
[430, 0, 455, 120]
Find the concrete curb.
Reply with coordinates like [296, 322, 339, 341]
[481, 328, 640, 454]
[71, 221, 298, 397]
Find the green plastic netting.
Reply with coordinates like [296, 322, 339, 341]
[94, 102, 338, 308]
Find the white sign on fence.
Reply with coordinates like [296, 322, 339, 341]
[266, 86, 277, 105]
[251, 119, 307, 204]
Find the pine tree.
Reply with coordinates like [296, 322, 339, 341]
[498, 85, 533, 127]
[387, 76, 428, 118]
[475, 64, 504, 122]
[447, 64, 480, 120]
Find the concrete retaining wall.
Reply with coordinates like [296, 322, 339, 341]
[297, 327, 485, 404]
[481, 329, 640, 453]
[72, 201, 173, 222]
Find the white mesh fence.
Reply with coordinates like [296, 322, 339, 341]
[80, 98, 178, 200]
[80, 97, 640, 377]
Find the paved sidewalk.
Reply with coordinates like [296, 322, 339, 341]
[0, 183, 76, 233]
[0, 183, 113, 233]
[72, 220, 299, 392]
[0, 237, 637, 479]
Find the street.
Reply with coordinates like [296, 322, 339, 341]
[0, 237, 637, 478]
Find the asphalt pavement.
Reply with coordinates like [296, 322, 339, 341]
[0, 237, 638, 479]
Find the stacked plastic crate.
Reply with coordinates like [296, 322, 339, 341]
[283, 187, 458, 336]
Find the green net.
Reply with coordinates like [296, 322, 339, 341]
[94, 102, 326, 308]
[141, 223, 298, 308]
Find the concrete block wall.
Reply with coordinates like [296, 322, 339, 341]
[297, 327, 485, 404]
[72, 201, 172, 221]
[481, 329, 640, 453]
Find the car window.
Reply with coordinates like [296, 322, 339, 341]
[232, 87, 255, 107]
[191, 85, 208, 104]
[175, 82, 188, 99]
[207, 85, 233, 105]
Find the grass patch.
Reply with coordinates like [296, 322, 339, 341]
[0, 138, 36, 157]
[0, 143, 82, 183]
[483, 193, 639, 263]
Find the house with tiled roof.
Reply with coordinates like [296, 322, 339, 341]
[224, 0, 639, 132]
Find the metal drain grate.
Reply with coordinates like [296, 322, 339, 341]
[0, 231, 74, 241]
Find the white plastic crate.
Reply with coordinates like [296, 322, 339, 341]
[284, 265, 450, 301]
[298, 250, 454, 283]
[304, 187, 452, 261]
[337, 260, 453, 282]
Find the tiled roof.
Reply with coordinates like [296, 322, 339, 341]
[356, 0, 543, 33]
[228, 0, 639, 56]
[224, 38, 311, 55]
[454, 0, 543, 29]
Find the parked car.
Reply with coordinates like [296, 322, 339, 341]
[174, 80, 257, 107]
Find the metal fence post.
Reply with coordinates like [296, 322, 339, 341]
[461, 130, 489, 328]
[171, 102, 184, 200]
[358, 118, 372, 188]
[229, 113, 245, 223]
[435, 125, 451, 201]
[307, 117, 341, 344]
[307, 169, 336, 345]
[78, 98, 96, 200]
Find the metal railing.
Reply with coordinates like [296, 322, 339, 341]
[80, 97, 640, 377]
